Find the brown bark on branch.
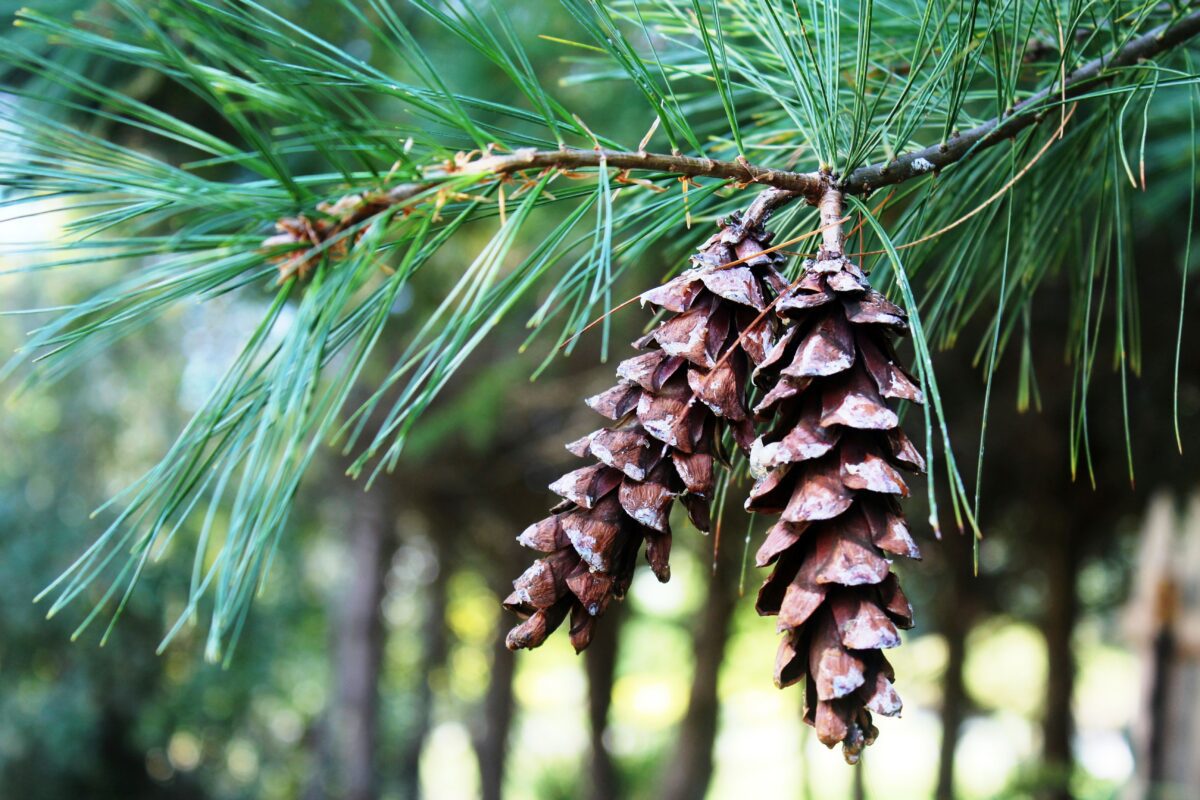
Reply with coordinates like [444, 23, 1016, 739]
[431, 148, 824, 196]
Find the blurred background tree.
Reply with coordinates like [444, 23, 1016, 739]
[2, 1, 1200, 799]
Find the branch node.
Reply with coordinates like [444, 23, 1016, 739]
[817, 186, 845, 257]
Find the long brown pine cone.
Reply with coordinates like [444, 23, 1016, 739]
[746, 240, 927, 763]
[504, 210, 790, 653]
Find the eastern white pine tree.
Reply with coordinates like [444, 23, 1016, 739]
[2, 0, 1199, 760]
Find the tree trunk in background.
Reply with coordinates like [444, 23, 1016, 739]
[474, 614, 517, 800]
[473, 545, 524, 800]
[936, 613, 968, 800]
[853, 757, 867, 800]
[94, 708, 163, 799]
[302, 714, 335, 800]
[333, 483, 398, 800]
[1040, 522, 1080, 800]
[1124, 493, 1200, 799]
[398, 530, 452, 800]
[936, 532, 974, 800]
[659, 548, 740, 800]
[585, 605, 623, 800]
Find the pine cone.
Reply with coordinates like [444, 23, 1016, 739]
[746, 251, 925, 763]
[504, 211, 789, 653]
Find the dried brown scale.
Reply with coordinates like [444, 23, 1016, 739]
[263, 194, 395, 282]
[504, 210, 791, 654]
[746, 249, 925, 764]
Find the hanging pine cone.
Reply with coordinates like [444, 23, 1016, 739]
[746, 193, 925, 763]
[504, 209, 789, 654]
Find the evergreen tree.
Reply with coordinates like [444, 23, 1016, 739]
[3, 0, 1199, 765]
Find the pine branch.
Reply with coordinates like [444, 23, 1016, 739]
[264, 152, 823, 278]
[843, 7, 1200, 193]
[14, 0, 1199, 660]
[420, 148, 824, 195]
[308, 6, 1200, 229]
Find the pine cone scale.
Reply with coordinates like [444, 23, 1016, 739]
[781, 460, 856, 522]
[819, 367, 900, 430]
[784, 311, 857, 377]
